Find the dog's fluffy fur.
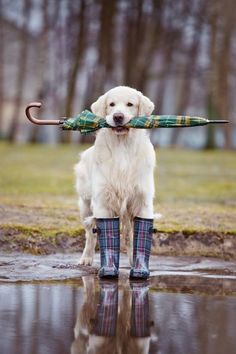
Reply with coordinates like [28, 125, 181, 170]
[74, 86, 156, 265]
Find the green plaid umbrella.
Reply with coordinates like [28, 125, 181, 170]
[61, 109, 229, 135]
[25, 103, 229, 134]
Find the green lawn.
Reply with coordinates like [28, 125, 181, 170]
[0, 142, 236, 244]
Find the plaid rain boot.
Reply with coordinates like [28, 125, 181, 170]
[92, 281, 118, 336]
[130, 281, 150, 337]
[130, 217, 153, 279]
[96, 218, 120, 278]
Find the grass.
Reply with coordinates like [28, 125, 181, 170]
[0, 142, 236, 250]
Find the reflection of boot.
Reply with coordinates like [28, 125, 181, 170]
[93, 281, 118, 337]
[96, 218, 120, 278]
[130, 217, 153, 279]
[130, 281, 150, 337]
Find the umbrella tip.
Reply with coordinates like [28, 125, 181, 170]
[209, 120, 229, 124]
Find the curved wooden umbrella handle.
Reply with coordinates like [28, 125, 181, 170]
[25, 102, 65, 125]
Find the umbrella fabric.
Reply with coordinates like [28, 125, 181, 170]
[61, 109, 210, 135]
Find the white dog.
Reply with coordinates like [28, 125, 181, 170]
[74, 86, 156, 266]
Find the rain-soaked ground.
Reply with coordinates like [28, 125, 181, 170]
[0, 253, 236, 354]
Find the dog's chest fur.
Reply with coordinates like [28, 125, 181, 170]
[93, 130, 155, 216]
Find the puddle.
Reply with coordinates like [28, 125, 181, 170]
[0, 276, 236, 354]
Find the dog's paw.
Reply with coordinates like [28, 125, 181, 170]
[79, 256, 93, 266]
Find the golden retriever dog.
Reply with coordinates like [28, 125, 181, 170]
[74, 86, 157, 266]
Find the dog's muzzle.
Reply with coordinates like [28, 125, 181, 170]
[113, 113, 124, 126]
[112, 113, 129, 134]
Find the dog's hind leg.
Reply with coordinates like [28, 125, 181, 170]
[79, 198, 97, 266]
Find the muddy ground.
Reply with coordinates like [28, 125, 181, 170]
[1, 222, 236, 260]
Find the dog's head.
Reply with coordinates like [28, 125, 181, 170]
[91, 86, 155, 135]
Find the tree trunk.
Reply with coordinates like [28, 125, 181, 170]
[81, 0, 117, 144]
[85, 0, 117, 106]
[0, 0, 5, 136]
[171, 2, 204, 146]
[123, 0, 146, 87]
[205, 2, 219, 149]
[216, 0, 235, 149]
[61, 0, 86, 143]
[29, 0, 50, 143]
[136, 0, 164, 92]
[7, 0, 31, 142]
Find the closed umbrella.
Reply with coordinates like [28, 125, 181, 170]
[26, 102, 229, 135]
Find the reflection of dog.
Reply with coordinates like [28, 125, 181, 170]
[71, 276, 99, 354]
[75, 86, 156, 267]
[71, 277, 158, 354]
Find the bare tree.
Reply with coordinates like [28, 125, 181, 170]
[81, 0, 117, 144]
[216, 0, 235, 149]
[205, 1, 220, 149]
[123, 0, 147, 88]
[135, 0, 165, 92]
[7, 0, 32, 142]
[0, 0, 5, 136]
[154, 0, 188, 113]
[84, 0, 117, 108]
[61, 0, 87, 143]
[29, 0, 50, 143]
[171, 0, 205, 146]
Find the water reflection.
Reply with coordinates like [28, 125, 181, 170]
[92, 281, 118, 337]
[0, 278, 236, 354]
[72, 278, 156, 354]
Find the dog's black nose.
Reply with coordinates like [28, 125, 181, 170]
[113, 113, 124, 126]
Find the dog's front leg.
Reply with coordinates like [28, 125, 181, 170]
[79, 227, 97, 266]
[78, 197, 97, 266]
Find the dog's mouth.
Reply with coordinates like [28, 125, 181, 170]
[112, 126, 129, 135]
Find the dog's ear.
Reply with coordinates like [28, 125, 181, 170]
[91, 93, 107, 117]
[138, 93, 155, 116]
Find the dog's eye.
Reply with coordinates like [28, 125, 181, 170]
[109, 102, 115, 107]
[127, 102, 133, 107]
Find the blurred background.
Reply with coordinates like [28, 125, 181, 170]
[0, 0, 236, 148]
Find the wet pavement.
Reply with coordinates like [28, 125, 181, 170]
[0, 253, 236, 354]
